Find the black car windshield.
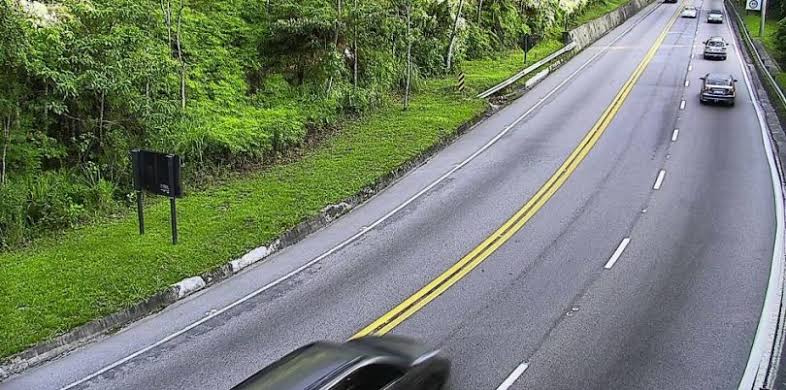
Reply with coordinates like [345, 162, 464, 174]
[708, 41, 723, 47]
[709, 10, 722, 14]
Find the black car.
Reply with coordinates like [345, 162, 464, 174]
[700, 73, 737, 106]
[232, 337, 450, 390]
[664, 0, 678, 3]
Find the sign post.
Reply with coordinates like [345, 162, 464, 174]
[522, 34, 530, 65]
[167, 155, 178, 245]
[131, 149, 183, 244]
[131, 150, 145, 235]
[745, 0, 765, 36]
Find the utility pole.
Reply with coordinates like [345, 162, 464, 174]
[760, 0, 767, 37]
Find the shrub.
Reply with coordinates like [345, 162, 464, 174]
[172, 105, 305, 166]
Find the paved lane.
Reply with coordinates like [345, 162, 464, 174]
[2, 1, 779, 389]
[389, 1, 777, 389]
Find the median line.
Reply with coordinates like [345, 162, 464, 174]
[604, 238, 631, 269]
[495, 362, 530, 390]
[352, 6, 681, 339]
[653, 169, 666, 190]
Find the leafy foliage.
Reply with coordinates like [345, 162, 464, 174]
[0, 0, 603, 247]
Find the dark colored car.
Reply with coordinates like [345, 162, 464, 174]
[699, 73, 737, 106]
[231, 337, 450, 390]
[703, 36, 727, 60]
[665, 0, 678, 3]
[707, 9, 724, 23]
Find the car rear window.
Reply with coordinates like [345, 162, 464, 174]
[710, 10, 722, 14]
[232, 344, 361, 390]
[707, 77, 732, 86]
[708, 41, 723, 47]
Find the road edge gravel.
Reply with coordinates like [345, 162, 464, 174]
[0, 0, 657, 381]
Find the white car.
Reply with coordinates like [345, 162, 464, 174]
[707, 9, 724, 23]
[682, 6, 698, 18]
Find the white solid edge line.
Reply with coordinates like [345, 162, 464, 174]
[672, 128, 680, 141]
[680, 100, 686, 110]
[604, 237, 632, 269]
[653, 169, 666, 190]
[496, 362, 530, 390]
[56, 5, 669, 390]
[729, 6, 786, 390]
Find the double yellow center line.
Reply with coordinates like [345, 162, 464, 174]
[352, 5, 680, 339]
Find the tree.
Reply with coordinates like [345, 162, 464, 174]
[405, 0, 412, 110]
[446, 0, 465, 71]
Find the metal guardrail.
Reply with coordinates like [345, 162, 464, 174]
[476, 42, 577, 99]
[726, 0, 786, 109]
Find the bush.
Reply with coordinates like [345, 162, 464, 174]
[465, 25, 497, 59]
[0, 169, 122, 249]
[172, 105, 305, 166]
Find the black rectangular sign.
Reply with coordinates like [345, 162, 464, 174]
[131, 150, 183, 198]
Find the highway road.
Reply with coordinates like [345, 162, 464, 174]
[2, 0, 783, 389]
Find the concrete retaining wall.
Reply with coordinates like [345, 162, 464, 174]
[569, 0, 655, 51]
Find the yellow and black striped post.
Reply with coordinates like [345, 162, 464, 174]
[457, 71, 466, 92]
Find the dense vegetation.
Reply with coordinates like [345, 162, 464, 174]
[0, 0, 637, 360]
[0, 0, 597, 248]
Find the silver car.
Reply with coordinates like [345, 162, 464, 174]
[682, 6, 698, 18]
[703, 36, 727, 60]
[699, 73, 737, 106]
[707, 9, 723, 23]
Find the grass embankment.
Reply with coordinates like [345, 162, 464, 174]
[740, 8, 786, 88]
[0, 45, 560, 358]
[574, 0, 632, 26]
[462, 39, 564, 92]
[0, 0, 632, 360]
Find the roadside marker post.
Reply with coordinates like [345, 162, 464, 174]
[457, 71, 466, 92]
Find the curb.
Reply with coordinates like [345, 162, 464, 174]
[0, 0, 657, 381]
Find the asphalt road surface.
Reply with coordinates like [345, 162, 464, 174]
[3, 1, 782, 389]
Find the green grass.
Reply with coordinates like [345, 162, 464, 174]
[574, 0, 632, 26]
[738, 6, 786, 91]
[0, 85, 486, 358]
[742, 12, 779, 54]
[462, 39, 565, 92]
[776, 71, 786, 87]
[0, 0, 636, 360]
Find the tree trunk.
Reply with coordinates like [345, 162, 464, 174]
[477, 0, 483, 25]
[1, 115, 9, 185]
[160, 0, 172, 46]
[446, 0, 465, 71]
[404, 2, 412, 111]
[98, 90, 105, 148]
[334, 0, 342, 46]
[176, 0, 186, 110]
[44, 83, 49, 123]
[327, 0, 342, 95]
[352, 0, 358, 90]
